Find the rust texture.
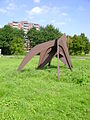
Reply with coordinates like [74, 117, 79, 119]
[18, 34, 73, 79]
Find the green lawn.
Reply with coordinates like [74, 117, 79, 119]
[0, 55, 90, 120]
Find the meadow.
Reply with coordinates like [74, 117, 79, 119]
[0, 55, 90, 120]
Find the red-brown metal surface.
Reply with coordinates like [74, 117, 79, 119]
[18, 34, 73, 79]
[18, 40, 56, 71]
[57, 38, 60, 80]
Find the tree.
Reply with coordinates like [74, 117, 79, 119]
[44, 24, 62, 42]
[89, 42, 90, 52]
[0, 25, 25, 54]
[27, 25, 62, 47]
[80, 33, 89, 54]
[10, 37, 24, 55]
[72, 35, 84, 55]
[0, 25, 14, 54]
[12, 28, 25, 39]
[0, 28, 4, 48]
[27, 27, 39, 46]
[67, 35, 73, 54]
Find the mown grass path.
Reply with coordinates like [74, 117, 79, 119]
[0, 55, 90, 120]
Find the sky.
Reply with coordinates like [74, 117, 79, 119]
[0, 0, 90, 40]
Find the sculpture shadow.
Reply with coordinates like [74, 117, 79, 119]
[20, 68, 32, 73]
[37, 64, 67, 70]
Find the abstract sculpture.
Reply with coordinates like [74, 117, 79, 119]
[18, 34, 73, 79]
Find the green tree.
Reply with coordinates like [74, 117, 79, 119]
[27, 27, 46, 46]
[67, 35, 73, 54]
[27, 25, 62, 47]
[44, 24, 62, 42]
[12, 28, 25, 39]
[10, 37, 24, 55]
[89, 41, 90, 52]
[0, 25, 14, 54]
[0, 25, 24, 54]
[0, 28, 4, 48]
[27, 27, 38, 46]
[72, 35, 84, 55]
[80, 33, 89, 54]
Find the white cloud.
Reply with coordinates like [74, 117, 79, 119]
[1, 0, 16, 15]
[29, 7, 42, 14]
[0, 8, 7, 13]
[26, 6, 60, 17]
[26, 6, 50, 20]
[51, 20, 66, 26]
[62, 12, 68, 16]
[33, 0, 40, 3]
[26, 6, 69, 18]
[26, 5, 70, 26]
[4, 0, 16, 11]
[0, 25, 2, 28]
[6, 3, 15, 10]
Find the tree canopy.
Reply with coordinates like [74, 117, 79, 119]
[0, 25, 24, 54]
[27, 25, 62, 46]
[0, 24, 90, 55]
[67, 33, 90, 55]
[10, 37, 24, 55]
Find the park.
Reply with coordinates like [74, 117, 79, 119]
[0, 24, 90, 120]
[0, 54, 90, 119]
[0, 0, 90, 120]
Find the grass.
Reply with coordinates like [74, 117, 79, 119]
[0, 55, 90, 120]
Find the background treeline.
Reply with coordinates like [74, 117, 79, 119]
[0, 24, 90, 55]
[0, 25, 25, 55]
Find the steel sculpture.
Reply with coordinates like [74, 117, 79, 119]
[18, 34, 73, 79]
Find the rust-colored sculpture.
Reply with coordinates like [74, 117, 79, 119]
[18, 34, 72, 79]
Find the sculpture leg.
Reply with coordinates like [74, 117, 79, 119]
[38, 47, 57, 69]
[59, 34, 73, 70]
[59, 47, 68, 66]
[48, 61, 51, 67]
[38, 48, 52, 68]
[57, 40, 60, 80]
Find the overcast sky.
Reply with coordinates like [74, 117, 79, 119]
[0, 0, 90, 39]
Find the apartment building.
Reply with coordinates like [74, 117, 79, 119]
[8, 21, 40, 33]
